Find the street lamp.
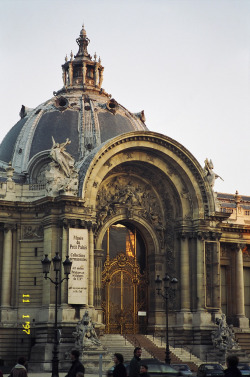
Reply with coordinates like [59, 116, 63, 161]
[41, 252, 72, 377]
[155, 273, 178, 365]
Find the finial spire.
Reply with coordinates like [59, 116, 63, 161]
[76, 25, 91, 60]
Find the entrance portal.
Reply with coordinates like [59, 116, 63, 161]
[102, 224, 148, 334]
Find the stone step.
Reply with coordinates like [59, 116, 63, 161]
[146, 335, 202, 367]
[100, 334, 152, 362]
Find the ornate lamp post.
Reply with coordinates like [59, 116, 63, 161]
[41, 252, 72, 377]
[155, 274, 178, 365]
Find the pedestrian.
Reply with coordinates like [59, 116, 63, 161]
[65, 349, 85, 377]
[224, 355, 242, 377]
[140, 364, 150, 377]
[129, 347, 142, 377]
[9, 357, 28, 377]
[113, 353, 127, 377]
[0, 370, 3, 377]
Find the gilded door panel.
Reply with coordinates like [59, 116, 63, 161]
[102, 253, 147, 334]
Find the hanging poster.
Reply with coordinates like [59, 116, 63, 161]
[68, 228, 89, 304]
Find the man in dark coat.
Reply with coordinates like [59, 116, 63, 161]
[65, 350, 85, 377]
[129, 347, 142, 377]
[224, 355, 242, 377]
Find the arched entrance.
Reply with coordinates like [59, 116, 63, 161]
[101, 223, 148, 334]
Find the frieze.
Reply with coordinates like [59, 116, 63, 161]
[196, 231, 222, 241]
[23, 225, 43, 239]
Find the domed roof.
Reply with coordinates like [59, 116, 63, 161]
[0, 25, 147, 176]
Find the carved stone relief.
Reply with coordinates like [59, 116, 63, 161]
[23, 225, 43, 239]
[96, 172, 174, 251]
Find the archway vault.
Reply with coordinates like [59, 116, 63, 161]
[81, 131, 215, 223]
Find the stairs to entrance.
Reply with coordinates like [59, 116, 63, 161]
[235, 332, 250, 356]
[125, 334, 202, 372]
[100, 334, 202, 372]
[100, 334, 152, 363]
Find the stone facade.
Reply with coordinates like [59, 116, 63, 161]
[0, 25, 250, 371]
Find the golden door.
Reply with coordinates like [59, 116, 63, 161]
[102, 253, 147, 334]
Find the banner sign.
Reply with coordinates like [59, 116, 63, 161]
[68, 228, 89, 304]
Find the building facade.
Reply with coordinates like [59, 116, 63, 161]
[0, 26, 250, 370]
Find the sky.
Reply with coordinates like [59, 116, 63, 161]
[1, 0, 250, 195]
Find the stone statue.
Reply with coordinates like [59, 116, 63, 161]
[204, 158, 223, 188]
[43, 137, 79, 196]
[50, 137, 75, 178]
[72, 310, 101, 349]
[211, 314, 239, 351]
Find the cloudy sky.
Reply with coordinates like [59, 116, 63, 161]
[1, 0, 250, 195]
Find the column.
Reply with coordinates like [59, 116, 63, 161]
[88, 228, 94, 306]
[180, 236, 190, 311]
[42, 225, 55, 306]
[234, 244, 249, 327]
[61, 224, 68, 305]
[82, 62, 86, 86]
[196, 237, 205, 311]
[94, 249, 104, 308]
[1, 224, 13, 307]
[212, 241, 220, 309]
[235, 244, 245, 317]
[69, 62, 73, 86]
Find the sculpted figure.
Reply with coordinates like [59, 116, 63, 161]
[204, 158, 223, 188]
[73, 310, 101, 349]
[211, 314, 238, 351]
[50, 137, 75, 178]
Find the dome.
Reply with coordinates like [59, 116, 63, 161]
[0, 25, 147, 178]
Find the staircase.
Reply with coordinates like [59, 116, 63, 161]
[235, 332, 250, 356]
[100, 334, 152, 363]
[125, 334, 202, 372]
[100, 333, 202, 372]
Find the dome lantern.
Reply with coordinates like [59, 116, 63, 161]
[60, 25, 105, 94]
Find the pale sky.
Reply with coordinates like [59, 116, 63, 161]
[1, 0, 250, 195]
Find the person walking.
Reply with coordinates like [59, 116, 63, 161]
[129, 347, 142, 377]
[224, 355, 242, 377]
[113, 353, 127, 377]
[9, 357, 27, 377]
[65, 349, 85, 377]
